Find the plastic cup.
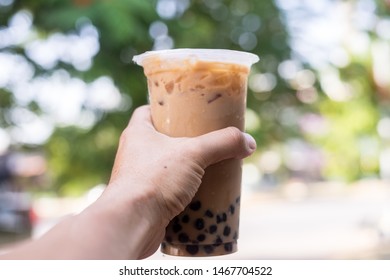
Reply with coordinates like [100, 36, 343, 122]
[133, 48, 259, 257]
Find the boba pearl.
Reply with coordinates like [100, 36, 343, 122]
[204, 210, 214, 218]
[197, 234, 206, 242]
[215, 236, 223, 245]
[181, 214, 190, 223]
[204, 245, 214, 254]
[224, 242, 233, 252]
[229, 205, 235, 215]
[194, 218, 205, 230]
[178, 233, 189, 243]
[189, 201, 201, 211]
[186, 245, 199, 255]
[172, 223, 182, 233]
[163, 195, 241, 256]
[209, 225, 217, 234]
[223, 226, 231, 237]
[216, 213, 227, 224]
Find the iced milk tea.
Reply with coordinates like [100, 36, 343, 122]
[133, 49, 258, 256]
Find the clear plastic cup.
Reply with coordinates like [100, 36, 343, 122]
[133, 49, 259, 257]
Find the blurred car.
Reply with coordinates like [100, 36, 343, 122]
[0, 152, 41, 245]
[0, 190, 34, 234]
[0, 188, 35, 245]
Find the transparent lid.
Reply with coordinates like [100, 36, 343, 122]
[133, 48, 259, 68]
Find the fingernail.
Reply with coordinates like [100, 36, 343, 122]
[244, 133, 257, 151]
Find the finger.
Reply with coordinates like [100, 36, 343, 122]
[191, 127, 257, 168]
[128, 105, 153, 127]
[113, 105, 153, 173]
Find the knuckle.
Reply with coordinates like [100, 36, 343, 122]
[119, 130, 126, 143]
[132, 106, 143, 116]
[180, 139, 207, 166]
[179, 140, 199, 159]
[225, 126, 244, 147]
[119, 127, 130, 144]
[133, 105, 148, 115]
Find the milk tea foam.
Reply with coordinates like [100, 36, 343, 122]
[133, 49, 259, 257]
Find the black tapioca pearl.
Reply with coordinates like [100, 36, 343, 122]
[217, 213, 227, 223]
[178, 233, 189, 243]
[224, 242, 233, 252]
[161, 242, 167, 249]
[172, 217, 180, 224]
[214, 236, 223, 246]
[181, 215, 190, 223]
[204, 245, 214, 254]
[223, 226, 231, 237]
[229, 205, 235, 215]
[189, 201, 201, 211]
[194, 218, 205, 230]
[197, 234, 206, 242]
[186, 245, 199, 255]
[204, 210, 214, 218]
[209, 225, 217, 234]
[172, 223, 182, 233]
[233, 231, 238, 240]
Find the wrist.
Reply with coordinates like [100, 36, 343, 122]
[105, 178, 172, 228]
[75, 195, 150, 259]
[78, 181, 169, 259]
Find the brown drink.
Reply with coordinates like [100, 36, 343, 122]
[133, 49, 258, 257]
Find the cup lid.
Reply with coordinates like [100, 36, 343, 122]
[133, 48, 259, 68]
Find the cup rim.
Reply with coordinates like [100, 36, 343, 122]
[133, 48, 259, 68]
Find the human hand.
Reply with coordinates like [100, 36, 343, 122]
[98, 105, 256, 259]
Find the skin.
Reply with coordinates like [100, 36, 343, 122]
[1, 105, 256, 260]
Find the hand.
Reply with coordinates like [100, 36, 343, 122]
[101, 105, 256, 258]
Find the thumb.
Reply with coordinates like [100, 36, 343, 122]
[191, 127, 257, 168]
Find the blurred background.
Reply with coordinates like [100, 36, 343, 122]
[0, 0, 390, 259]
